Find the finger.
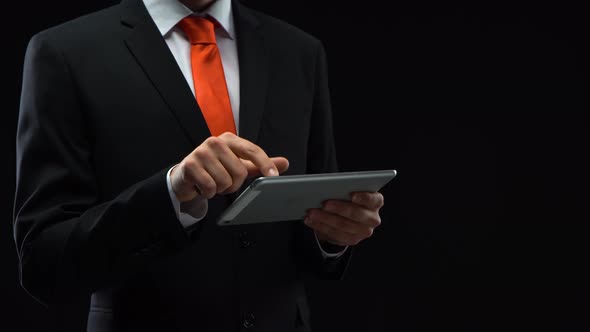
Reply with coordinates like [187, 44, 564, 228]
[206, 137, 249, 192]
[351, 192, 385, 210]
[241, 157, 290, 177]
[304, 213, 361, 246]
[322, 200, 381, 228]
[272, 157, 289, 173]
[304, 217, 350, 246]
[182, 161, 217, 199]
[170, 165, 200, 201]
[202, 159, 233, 194]
[222, 135, 278, 177]
[194, 145, 235, 196]
[307, 208, 373, 238]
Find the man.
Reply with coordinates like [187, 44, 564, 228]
[14, 0, 385, 331]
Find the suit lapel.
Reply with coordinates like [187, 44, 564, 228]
[234, 1, 269, 144]
[120, 0, 211, 147]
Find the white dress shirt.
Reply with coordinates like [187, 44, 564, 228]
[142, 0, 346, 258]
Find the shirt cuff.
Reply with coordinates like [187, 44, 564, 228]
[166, 165, 208, 228]
[314, 232, 348, 259]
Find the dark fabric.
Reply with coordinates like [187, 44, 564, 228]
[14, 0, 351, 331]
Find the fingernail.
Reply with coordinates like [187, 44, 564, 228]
[268, 168, 278, 176]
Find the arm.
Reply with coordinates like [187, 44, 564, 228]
[15, 31, 291, 307]
[297, 40, 385, 279]
[14, 33, 189, 306]
[295, 40, 352, 280]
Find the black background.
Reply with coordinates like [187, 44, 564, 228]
[2, 1, 588, 331]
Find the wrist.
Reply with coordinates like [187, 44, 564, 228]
[320, 241, 346, 253]
[316, 233, 346, 253]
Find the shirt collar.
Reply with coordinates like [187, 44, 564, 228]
[142, 0, 235, 39]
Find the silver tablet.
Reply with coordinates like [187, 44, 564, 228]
[217, 169, 397, 226]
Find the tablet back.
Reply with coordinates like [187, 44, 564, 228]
[217, 170, 397, 226]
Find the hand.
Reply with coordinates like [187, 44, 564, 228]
[171, 132, 289, 202]
[304, 192, 384, 247]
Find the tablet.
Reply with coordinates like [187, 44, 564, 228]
[217, 169, 397, 226]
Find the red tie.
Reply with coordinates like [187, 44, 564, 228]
[178, 16, 236, 136]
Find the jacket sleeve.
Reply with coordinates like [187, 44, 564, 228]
[294, 40, 353, 281]
[13, 33, 190, 307]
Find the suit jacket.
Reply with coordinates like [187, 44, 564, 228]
[14, 0, 352, 331]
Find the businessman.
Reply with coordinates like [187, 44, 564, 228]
[14, 0, 385, 331]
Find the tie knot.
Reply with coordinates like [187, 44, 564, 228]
[178, 16, 217, 45]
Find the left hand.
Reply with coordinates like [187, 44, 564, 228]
[304, 192, 384, 247]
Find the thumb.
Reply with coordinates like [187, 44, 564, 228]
[242, 157, 289, 178]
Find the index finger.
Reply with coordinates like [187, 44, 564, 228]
[221, 134, 278, 177]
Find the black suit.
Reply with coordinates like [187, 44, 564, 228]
[14, 0, 351, 331]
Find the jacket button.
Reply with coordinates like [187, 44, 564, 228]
[242, 313, 255, 329]
[239, 232, 254, 249]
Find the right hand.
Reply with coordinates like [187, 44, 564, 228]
[170, 132, 289, 202]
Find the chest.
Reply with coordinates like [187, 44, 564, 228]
[69, 41, 315, 196]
